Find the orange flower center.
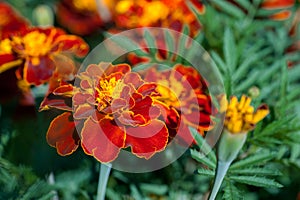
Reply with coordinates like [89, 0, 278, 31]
[95, 77, 123, 110]
[156, 81, 181, 108]
[73, 0, 97, 12]
[225, 95, 269, 134]
[115, 0, 170, 27]
[13, 31, 53, 56]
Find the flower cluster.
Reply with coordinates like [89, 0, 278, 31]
[224, 95, 269, 134]
[56, 0, 105, 35]
[42, 63, 214, 163]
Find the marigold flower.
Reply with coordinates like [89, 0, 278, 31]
[43, 63, 170, 163]
[56, 0, 106, 35]
[224, 95, 269, 134]
[144, 64, 214, 144]
[0, 27, 89, 86]
[111, 0, 204, 36]
[209, 95, 269, 199]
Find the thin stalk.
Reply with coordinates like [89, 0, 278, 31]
[209, 161, 231, 200]
[97, 163, 112, 200]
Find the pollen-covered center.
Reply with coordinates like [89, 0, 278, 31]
[225, 95, 269, 134]
[95, 77, 123, 110]
[13, 31, 52, 57]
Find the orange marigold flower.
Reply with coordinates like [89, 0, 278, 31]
[56, 0, 107, 35]
[224, 95, 269, 134]
[44, 63, 170, 163]
[0, 27, 89, 86]
[0, 2, 28, 40]
[144, 64, 214, 144]
[111, 0, 204, 36]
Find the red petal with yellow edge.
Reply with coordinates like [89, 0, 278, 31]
[137, 83, 158, 96]
[53, 85, 74, 97]
[46, 112, 79, 155]
[81, 117, 126, 163]
[118, 111, 147, 126]
[130, 93, 159, 122]
[54, 35, 89, 57]
[74, 104, 95, 119]
[39, 93, 72, 111]
[24, 56, 55, 85]
[125, 119, 169, 159]
[0, 54, 17, 66]
[104, 63, 131, 76]
[84, 63, 104, 77]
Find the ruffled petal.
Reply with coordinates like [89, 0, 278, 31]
[46, 112, 79, 155]
[81, 117, 126, 163]
[54, 35, 89, 57]
[125, 119, 169, 159]
[74, 104, 95, 119]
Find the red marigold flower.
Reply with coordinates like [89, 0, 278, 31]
[56, 0, 109, 35]
[144, 64, 214, 144]
[0, 27, 89, 86]
[44, 62, 170, 163]
[0, 2, 28, 40]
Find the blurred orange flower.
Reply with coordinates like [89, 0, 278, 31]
[111, 0, 204, 36]
[0, 27, 89, 86]
[56, 0, 106, 35]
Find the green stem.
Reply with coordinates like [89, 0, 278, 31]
[97, 163, 112, 200]
[209, 161, 231, 200]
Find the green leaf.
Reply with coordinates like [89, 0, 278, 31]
[233, 48, 272, 82]
[223, 181, 242, 200]
[235, 70, 261, 93]
[106, 189, 122, 200]
[229, 176, 283, 188]
[189, 127, 216, 163]
[143, 29, 157, 55]
[224, 28, 237, 70]
[190, 149, 216, 169]
[140, 183, 168, 195]
[233, 0, 254, 11]
[258, 116, 295, 137]
[210, 0, 246, 19]
[211, 51, 227, 74]
[197, 168, 215, 177]
[229, 167, 282, 176]
[164, 29, 176, 59]
[230, 151, 277, 170]
[130, 184, 143, 200]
